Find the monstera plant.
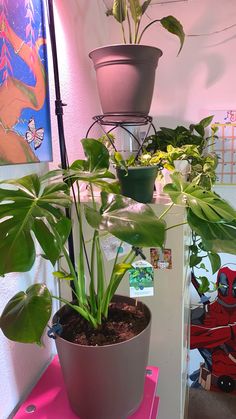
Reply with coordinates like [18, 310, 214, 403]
[0, 137, 236, 339]
[0, 138, 236, 418]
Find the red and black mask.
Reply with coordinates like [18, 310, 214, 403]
[217, 267, 236, 306]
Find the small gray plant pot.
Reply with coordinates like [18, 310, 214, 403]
[53, 295, 151, 419]
[89, 44, 163, 119]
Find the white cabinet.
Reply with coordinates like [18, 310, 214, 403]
[117, 200, 191, 419]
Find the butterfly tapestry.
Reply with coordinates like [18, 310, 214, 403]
[0, 0, 52, 165]
[25, 117, 44, 150]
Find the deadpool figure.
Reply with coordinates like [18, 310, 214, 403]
[190, 266, 236, 393]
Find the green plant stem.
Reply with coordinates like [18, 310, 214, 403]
[165, 221, 188, 231]
[102, 249, 136, 318]
[70, 179, 92, 280]
[52, 295, 98, 328]
[74, 181, 87, 306]
[137, 19, 160, 44]
[95, 234, 105, 324]
[158, 202, 174, 220]
[127, 10, 132, 43]
[89, 231, 97, 317]
[88, 183, 97, 315]
[50, 219, 81, 300]
[121, 21, 127, 43]
[90, 183, 105, 324]
[111, 241, 124, 279]
[61, 243, 80, 296]
[134, 18, 141, 43]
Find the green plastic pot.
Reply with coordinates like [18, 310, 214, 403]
[116, 166, 158, 203]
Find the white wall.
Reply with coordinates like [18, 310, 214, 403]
[1, 0, 236, 417]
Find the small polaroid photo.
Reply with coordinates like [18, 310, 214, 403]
[150, 248, 172, 269]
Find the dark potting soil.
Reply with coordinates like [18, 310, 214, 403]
[60, 301, 149, 346]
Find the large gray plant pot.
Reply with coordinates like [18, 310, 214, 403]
[53, 295, 151, 419]
[89, 44, 162, 119]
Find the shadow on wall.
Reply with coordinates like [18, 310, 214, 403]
[151, 0, 234, 120]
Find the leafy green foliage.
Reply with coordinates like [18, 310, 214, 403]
[198, 276, 211, 293]
[96, 133, 116, 151]
[142, 116, 218, 189]
[129, 0, 142, 24]
[1, 135, 236, 345]
[0, 284, 52, 344]
[112, 0, 127, 23]
[105, 1, 185, 51]
[82, 138, 110, 171]
[143, 116, 214, 154]
[164, 173, 236, 223]
[188, 211, 236, 255]
[111, 150, 161, 169]
[85, 191, 166, 248]
[160, 16, 185, 55]
[189, 237, 221, 274]
[66, 139, 117, 190]
[190, 153, 218, 190]
[0, 174, 72, 275]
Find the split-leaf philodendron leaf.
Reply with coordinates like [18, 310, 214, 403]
[81, 138, 110, 172]
[0, 173, 72, 275]
[164, 174, 236, 254]
[85, 191, 166, 248]
[0, 284, 52, 344]
[187, 210, 236, 255]
[164, 174, 236, 222]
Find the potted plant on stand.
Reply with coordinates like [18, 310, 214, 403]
[92, 130, 162, 203]
[143, 115, 219, 192]
[112, 149, 162, 203]
[1, 138, 236, 418]
[89, 0, 185, 119]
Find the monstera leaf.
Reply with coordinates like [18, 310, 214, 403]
[188, 210, 236, 255]
[65, 139, 116, 188]
[85, 192, 166, 247]
[164, 173, 236, 222]
[0, 284, 52, 344]
[82, 138, 110, 171]
[0, 174, 72, 275]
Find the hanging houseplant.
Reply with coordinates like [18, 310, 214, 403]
[1, 139, 236, 418]
[89, 0, 185, 120]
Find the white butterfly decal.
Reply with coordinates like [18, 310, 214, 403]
[25, 118, 44, 150]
